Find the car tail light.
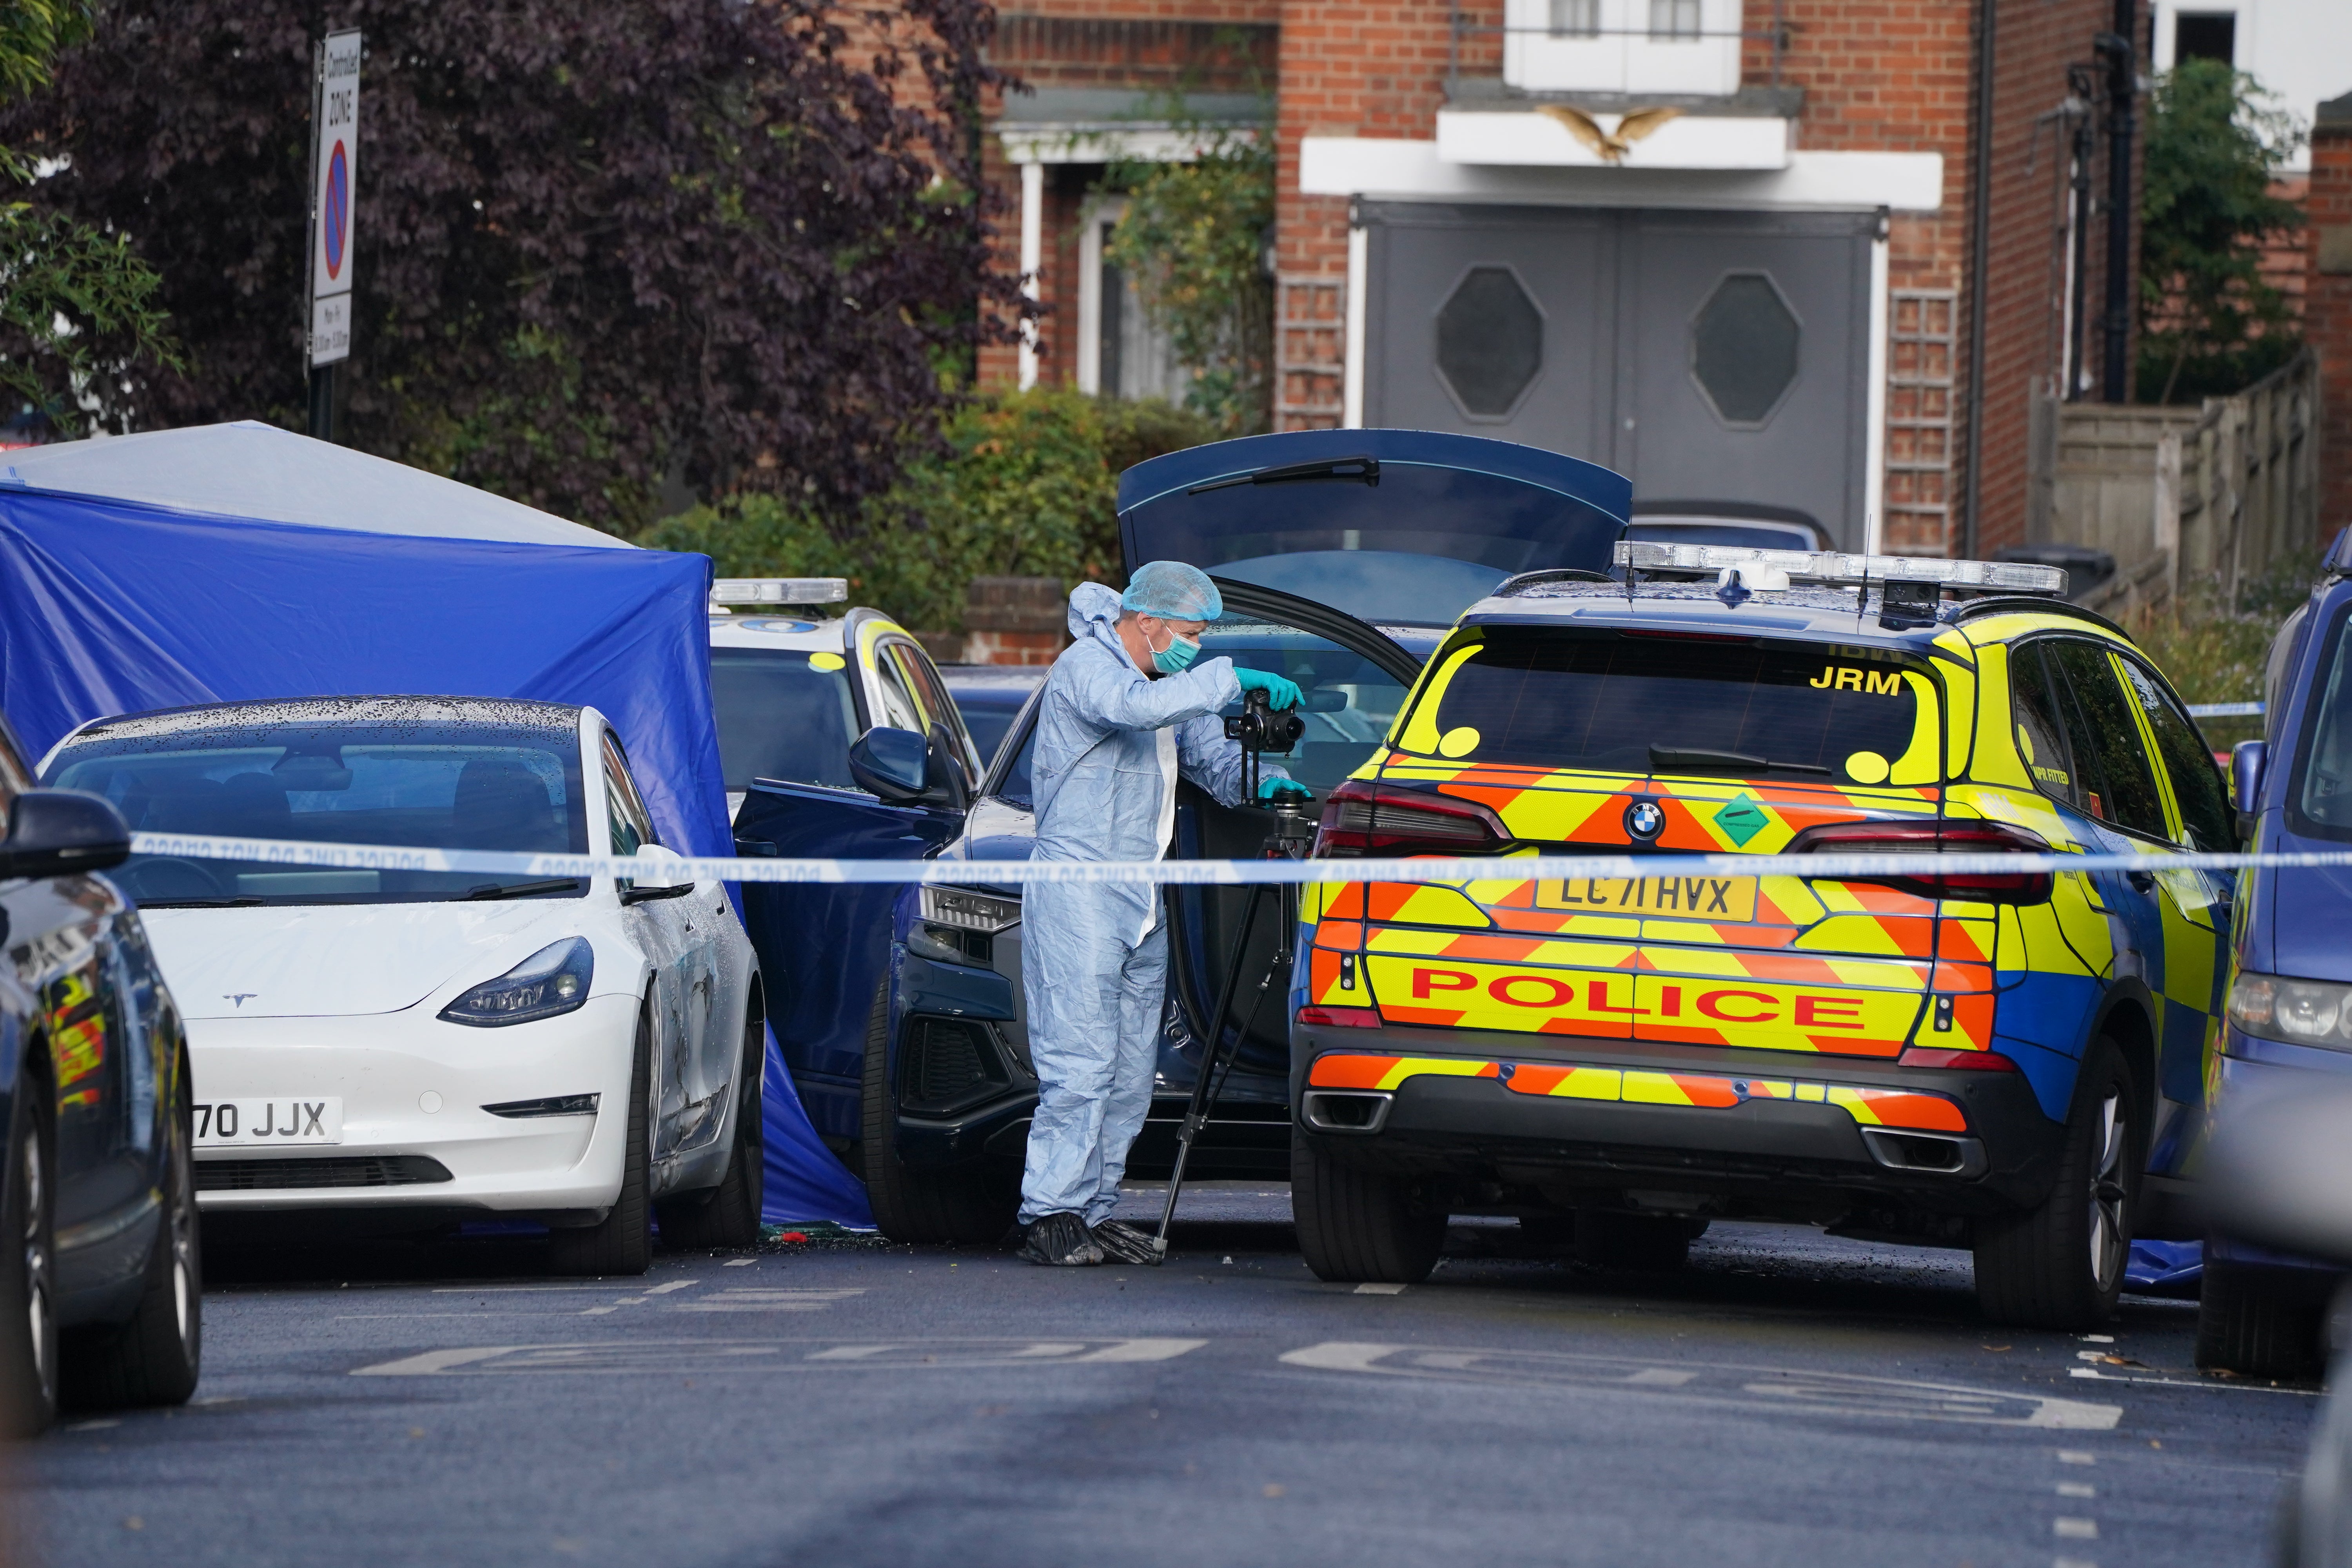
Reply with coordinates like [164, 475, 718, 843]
[1298, 1005, 1383, 1029]
[1313, 779, 1512, 858]
[1786, 818, 2053, 904]
[1898, 1046, 2021, 1071]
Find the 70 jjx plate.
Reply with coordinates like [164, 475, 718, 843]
[195, 1098, 343, 1147]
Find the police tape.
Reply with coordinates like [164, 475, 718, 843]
[120, 829, 2352, 892]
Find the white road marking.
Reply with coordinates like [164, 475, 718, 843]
[352, 1346, 521, 1377]
[2054, 1518, 2099, 1540]
[2058, 1451, 2096, 1464]
[723, 1258, 757, 1267]
[2054, 1559, 2099, 1568]
[644, 1280, 696, 1295]
[64, 1418, 120, 1432]
[1353, 1283, 1407, 1295]
[2068, 1367, 2321, 1395]
[672, 1288, 865, 1313]
[350, 1338, 1207, 1377]
[428, 1286, 616, 1294]
[1279, 1342, 2122, 1429]
[2057, 1481, 2096, 1498]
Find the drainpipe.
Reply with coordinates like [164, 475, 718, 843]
[2096, 3, 2137, 403]
[1960, 0, 1998, 559]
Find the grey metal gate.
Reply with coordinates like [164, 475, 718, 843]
[1360, 203, 1875, 548]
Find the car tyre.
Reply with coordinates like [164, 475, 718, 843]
[1292, 1132, 1443, 1284]
[656, 1002, 766, 1251]
[859, 983, 1017, 1245]
[1974, 1037, 2139, 1330]
[2195, 1258, 2327, 1380]
[0, 1060, 58, 1438]
[62, 1046, 201, 1410]
[549, 1002, 654, 1277]
[1575, 1210, 1697, 1272]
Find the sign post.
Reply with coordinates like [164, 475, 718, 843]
[305, 29, 360, 441]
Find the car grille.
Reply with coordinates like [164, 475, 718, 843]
[195, 1156, 454, 1192]
[898, 1017, 1009, 1117]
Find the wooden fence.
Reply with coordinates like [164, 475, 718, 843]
[2025, 349, 2321, 618]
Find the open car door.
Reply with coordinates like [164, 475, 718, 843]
[1143, 577, 1429, 1169]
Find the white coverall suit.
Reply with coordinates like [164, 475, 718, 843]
[1017, 582, 1285, 1225]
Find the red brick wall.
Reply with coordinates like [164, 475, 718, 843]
[2309, 123, 2352, 536]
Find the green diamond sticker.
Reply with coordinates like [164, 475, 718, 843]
[1712, 795, 1769, 848]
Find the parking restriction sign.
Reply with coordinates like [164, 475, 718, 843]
[309, 30, 361, 368]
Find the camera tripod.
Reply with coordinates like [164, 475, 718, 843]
[1150, 690, 1314, 1260]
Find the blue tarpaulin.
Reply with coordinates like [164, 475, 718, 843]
[0, 471, 870, 1228]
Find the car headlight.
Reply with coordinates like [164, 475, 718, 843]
[439, 937, 595, 1028]
[919, 887, 1020, 933]
[2227, 972, 2352, 1051]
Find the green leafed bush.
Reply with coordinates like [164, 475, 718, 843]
[639, 389, 1221, 632]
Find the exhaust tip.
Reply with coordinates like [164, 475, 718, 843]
[1301, 1090, 1393, 1134]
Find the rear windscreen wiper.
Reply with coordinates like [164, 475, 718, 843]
[1187, 454, 1379, 495]
[461, 878, 586, 901]
[136, 897, 265, 909]
[1649, 746, 1831, 777]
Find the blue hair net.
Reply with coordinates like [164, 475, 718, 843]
[1120, 560, 1223, 622]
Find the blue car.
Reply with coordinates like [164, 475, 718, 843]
[733, 429, 1630, 1241]
[2201, 529, 2352, 1377]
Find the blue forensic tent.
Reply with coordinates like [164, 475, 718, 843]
[0, 425, 869, 1227]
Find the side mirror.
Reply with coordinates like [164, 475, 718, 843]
[619, 842, 695, 905]
[2232, 739, 2267, 839]
[2207, 1080, 2352, 1267]
[3, 789, 131, 880]
[848, 726, 929, 804]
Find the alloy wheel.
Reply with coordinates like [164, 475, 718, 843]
[21, 1134, 51, 1404]
[2085, 1089, 2129, 1293]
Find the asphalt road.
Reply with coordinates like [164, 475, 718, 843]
[3, 1186, 2319, 1568]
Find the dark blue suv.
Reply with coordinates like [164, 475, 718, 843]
[734, 429, 1631, 1241]
[2202, 528, 2352, 1377]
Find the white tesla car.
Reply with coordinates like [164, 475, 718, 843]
[38, 696, 763, 1276]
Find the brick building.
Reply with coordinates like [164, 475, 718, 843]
[976, 1, 2161, 559]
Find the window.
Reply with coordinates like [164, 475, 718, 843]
[1396, 629, 1938, 785]
[2043, 640, 2169, 841]
[2174, 12, 2235, 65]
[2010, 643, 2083, 809]
[1550, 0, 1599, 36]
[1692, 273, 1801, 427]
[1080, 203, 1191, 404]
[709, 648, 860, 791]
[601, 732, 657, 858]
[1436, 267, 1544, 421]
[2290, 606, 2352, 841]
[886, 640, 981, 782]
[45, 717, 586, 905]
[1649, 0, 1700, 41]
[2117, 658, 2234, 850]
[869, 642, 929, 737]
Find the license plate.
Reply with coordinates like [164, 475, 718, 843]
[195, 1097, 343, 1147]
[1537, 875, 1758, 922]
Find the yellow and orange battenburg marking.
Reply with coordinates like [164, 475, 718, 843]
[1306, 1052, 1969, 1135]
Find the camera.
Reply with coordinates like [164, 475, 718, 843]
[1223, 687, 1305, 753]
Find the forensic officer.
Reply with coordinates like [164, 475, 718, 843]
[1018, 563, 1308, 1267]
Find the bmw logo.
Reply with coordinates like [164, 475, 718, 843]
[1624, 799, 1665, 841]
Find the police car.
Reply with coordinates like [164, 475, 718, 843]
[1290, 542, 2234, 1329]
[711, 582, 991, 1161]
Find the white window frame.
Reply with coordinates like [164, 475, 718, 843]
[1502, 0, 1743, 97]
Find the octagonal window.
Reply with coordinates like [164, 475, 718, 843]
[1691, 273, 1800, 426]
[1436, 266, 1543, 419]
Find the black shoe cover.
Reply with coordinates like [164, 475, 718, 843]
[1019, 1212, 1102, 1267]
[1091, 1220, 1162, 1266]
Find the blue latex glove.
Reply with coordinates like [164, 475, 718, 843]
[1258, 777, 1314, 802]
[1234, 668, 1304, 710]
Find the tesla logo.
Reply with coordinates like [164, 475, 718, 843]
[223, 993, 257, 1008]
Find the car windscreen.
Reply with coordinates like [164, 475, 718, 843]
[2290, 604, 2352, 841]
[988, 622, 1412, 806]
[1394, 627, 1941, 786]
[710, 648, 860, 791]
[47, 721, 589, 907]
